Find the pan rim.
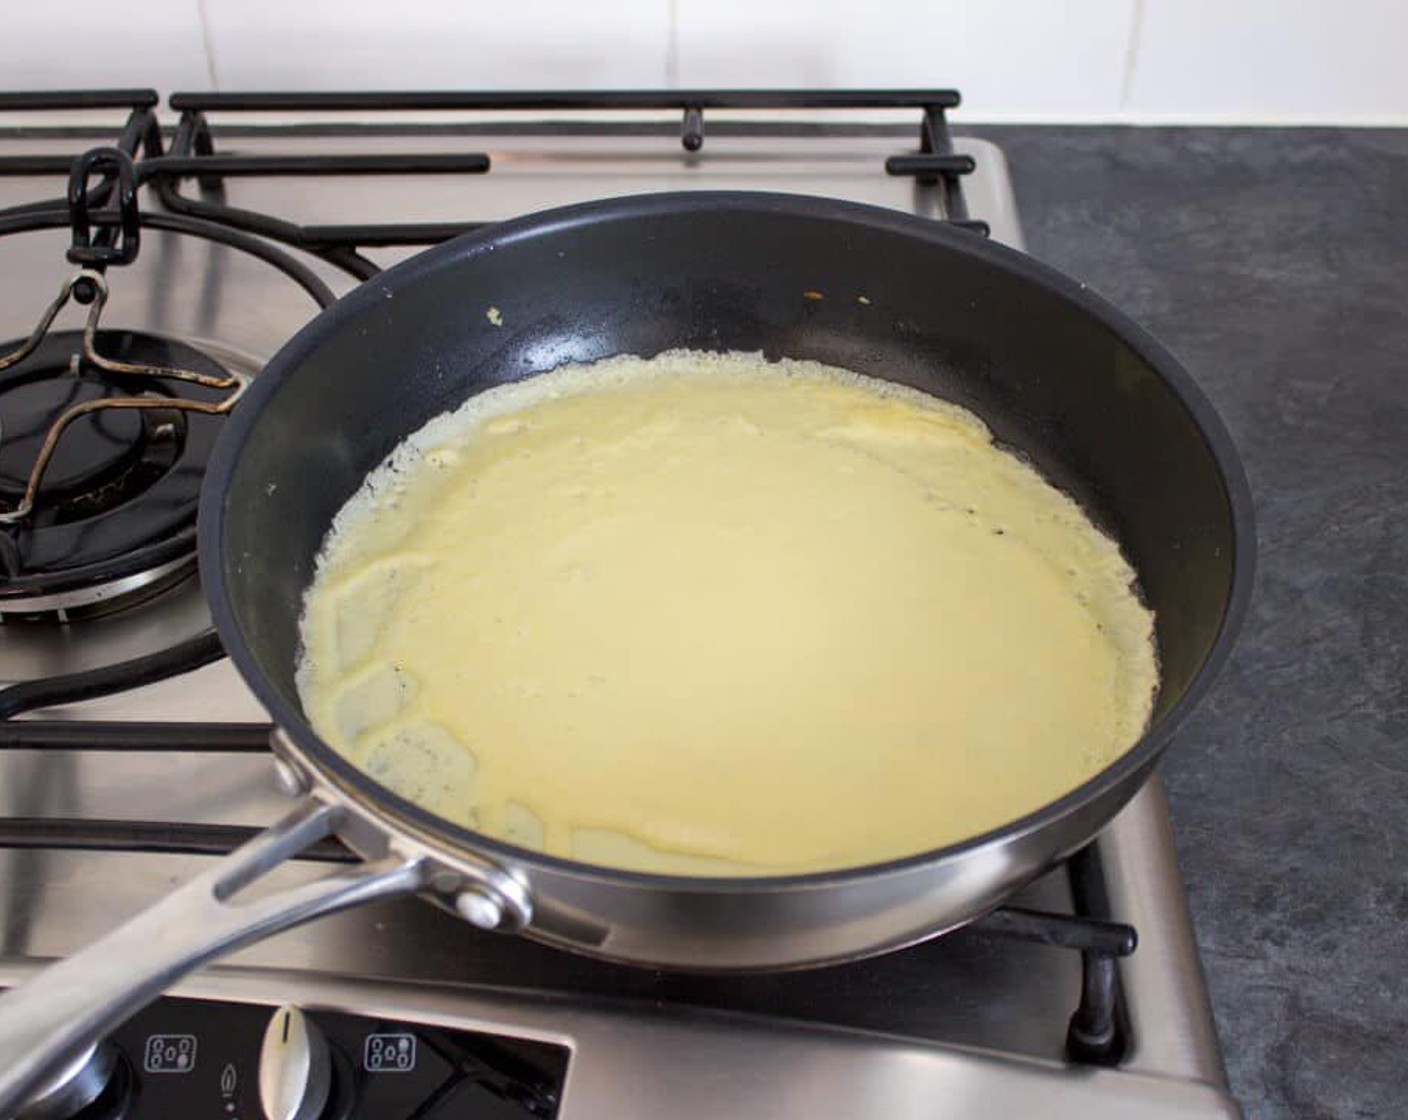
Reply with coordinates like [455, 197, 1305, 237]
[199, 189, 1256, 894]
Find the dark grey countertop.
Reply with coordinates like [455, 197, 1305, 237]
[963, 126, 1407, 1120]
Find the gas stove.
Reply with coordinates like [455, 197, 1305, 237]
[0, 90, 1239, 1119]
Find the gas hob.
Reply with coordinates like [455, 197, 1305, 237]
[0, 90, 1238, 1119]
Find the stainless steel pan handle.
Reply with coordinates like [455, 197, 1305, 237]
[0, 799, 426, 1118]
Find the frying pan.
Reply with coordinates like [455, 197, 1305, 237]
[0, 192, 1253, 1115]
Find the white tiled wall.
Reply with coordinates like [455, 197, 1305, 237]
[1124, 0, 1408, 123]
[202, 0, 669, 90]
[674, 0, 1138, 119]
[5, 0, 211, 94]
[7, 0, 1408, 123]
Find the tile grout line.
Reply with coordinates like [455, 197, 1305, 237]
[665, 0, 680, 89]
[1119, 0, 1147, 111]
[195, 0, 221, 91]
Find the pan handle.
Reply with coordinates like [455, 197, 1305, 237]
[0, 799, 425, 1119]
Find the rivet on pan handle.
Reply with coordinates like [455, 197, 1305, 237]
[267, 726, 534, 934]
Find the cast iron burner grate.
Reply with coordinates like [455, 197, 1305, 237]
[152, 88, 988, 262]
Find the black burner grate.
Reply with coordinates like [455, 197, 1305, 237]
[149, 88, 987, 269]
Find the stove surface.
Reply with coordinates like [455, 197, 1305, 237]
[0, 104, 1238, 1118]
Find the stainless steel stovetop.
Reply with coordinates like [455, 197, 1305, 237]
[0, 94, 1239, 1119]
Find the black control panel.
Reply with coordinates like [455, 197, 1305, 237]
[70, 996, 568, 1120]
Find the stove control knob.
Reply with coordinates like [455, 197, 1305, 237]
[259, 1005, 332, 1120]
[16, 1040, 121, 1120]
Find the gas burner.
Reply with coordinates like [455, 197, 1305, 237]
[0, 322, 245, 621]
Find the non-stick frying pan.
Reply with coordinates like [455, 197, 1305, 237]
[0, 193, 1253, 1116]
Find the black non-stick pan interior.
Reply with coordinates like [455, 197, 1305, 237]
[202, 193, 1249, 747]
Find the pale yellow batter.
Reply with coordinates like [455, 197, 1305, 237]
[297, 351, 1157, 876]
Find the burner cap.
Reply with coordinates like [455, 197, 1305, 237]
[0, 330, 240, 617]
[0, 376, 145, 503]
